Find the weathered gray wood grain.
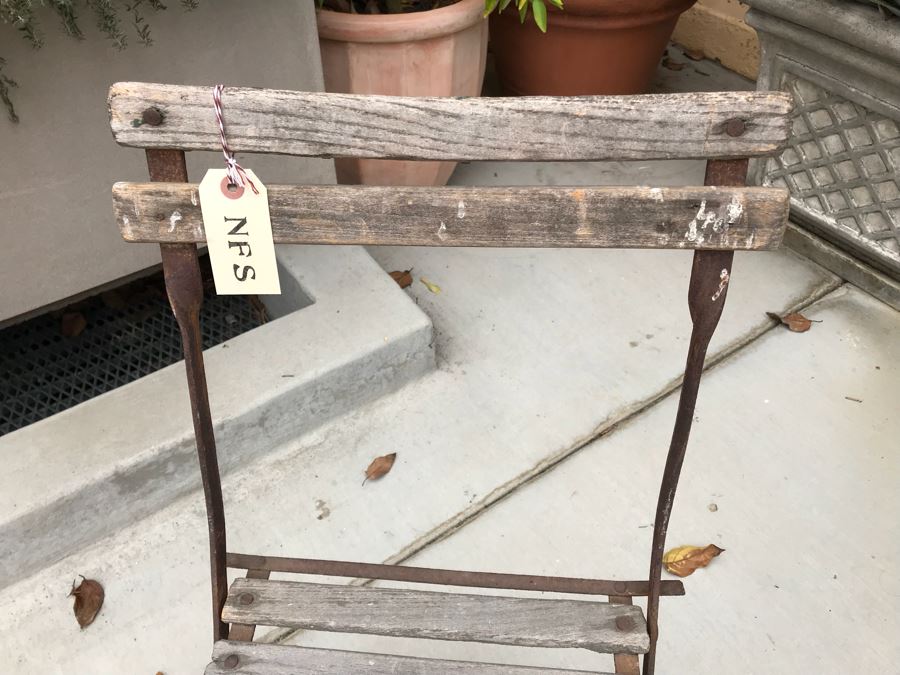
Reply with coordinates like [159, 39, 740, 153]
[109, 83, 792, 161]
[220, 579, 650, 654]
[113, 183, 788, 250]
[205, 640, 614, 675]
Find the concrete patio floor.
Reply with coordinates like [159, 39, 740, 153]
[3, 53, 898, 675]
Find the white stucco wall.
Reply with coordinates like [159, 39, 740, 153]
[0, 2, 334, 324]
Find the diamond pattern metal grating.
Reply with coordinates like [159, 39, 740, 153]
[0, 270, 263, 436]
[763, 72, 900, 268]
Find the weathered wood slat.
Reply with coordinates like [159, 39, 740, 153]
[206, 640, 614, 675]
[221, 579, 650, 654]
[109, 83, 792, 160]
[113, 183, 788, 250]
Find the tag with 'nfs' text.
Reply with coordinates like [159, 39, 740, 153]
[198, 168, 281, 295]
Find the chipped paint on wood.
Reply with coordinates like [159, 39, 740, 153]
[169, 210, 182, 233]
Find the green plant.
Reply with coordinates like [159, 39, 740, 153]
[482, 0, 560, 33]
[317, 0, 561, 34]
[0, 0, 199, 122]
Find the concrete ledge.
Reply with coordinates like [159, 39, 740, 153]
[0, 245, 433, 589]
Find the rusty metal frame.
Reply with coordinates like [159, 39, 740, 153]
[643, 158, 748, 675]
[147, 147, 747, 673]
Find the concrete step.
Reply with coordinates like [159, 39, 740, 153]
[0, 245, 434, 590]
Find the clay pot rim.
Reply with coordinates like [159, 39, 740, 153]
[493, 0, 695, 29]
[317, 0, 485, 44]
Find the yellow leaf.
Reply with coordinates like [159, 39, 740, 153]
[663, 544, 725, 578]
[420, 277, 442, 294]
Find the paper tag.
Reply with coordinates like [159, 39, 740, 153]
[198, 168, 281, 295]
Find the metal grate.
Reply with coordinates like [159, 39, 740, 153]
[0, 262, 264, 436]
[763, 72, 900, 270]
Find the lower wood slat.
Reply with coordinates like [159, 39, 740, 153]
[221, 579, 649, 655]
[206, 640, 615, 675]
[113, 182, 788, 251]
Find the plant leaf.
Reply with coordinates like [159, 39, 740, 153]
[69, 576, 104, 628]
[663, 544, 725, 578]
[767, 311, 818, 333]
[363, 453, 397, 485]
[420, 277, 442, 294]
[531, 0, 547, 31]
[498, 0, 513, 10]
[483, 0, 500, 17]
[389, 269, 413, 289]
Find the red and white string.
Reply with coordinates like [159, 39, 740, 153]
[213, 84, 258, 194]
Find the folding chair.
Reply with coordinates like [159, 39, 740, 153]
[108, 82, 792, 674]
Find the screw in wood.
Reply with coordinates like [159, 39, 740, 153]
[239, 592, 255, 605]
[223, 654, 240, 669]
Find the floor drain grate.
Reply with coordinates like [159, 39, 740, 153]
[1, 261, 265, 436]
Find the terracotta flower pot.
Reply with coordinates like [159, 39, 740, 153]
[490, 0, 696, 96]
[317, 0, 488, 186]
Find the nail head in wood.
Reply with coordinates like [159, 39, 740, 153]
[239, 592, 255, 606]
[725, 118, 746, 137]
[141, 106, 164, 127]
[616, 615, 636, 632]
[223, 654, 239, 669]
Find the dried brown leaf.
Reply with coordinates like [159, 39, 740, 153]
[363, 452, 397, 485]
[662, 56, 685, 71]
[389, 269, 413, 289]
[663, 544, 725, 578]
[249, 295, 270, 324]
[60, 312, 87, 338]
[69, 576, 104, 628]
[684, 48, 705, 61]
[767, 311, 819, 333]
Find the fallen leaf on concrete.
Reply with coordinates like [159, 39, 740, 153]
[663, 544, 725, 578]
[363, 453, 397, 485]
[420, 277, 442, 294]
[684, 48, 705, 61]
[662, 56, 685, 71]
[767, 311, 820, 333]
[69, 576, 104, 628]
[60, 312, 87, 338]
[389, 269, 413, 289]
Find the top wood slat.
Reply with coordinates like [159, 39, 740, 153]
[108, 83, 793, 161]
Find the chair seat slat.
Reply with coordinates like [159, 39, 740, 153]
[108, 83, 792, 161]
[113, 183, 788, 250]
[206, 640, 614, 675]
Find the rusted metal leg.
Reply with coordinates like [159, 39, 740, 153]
[147, 149, 229, 642]
[643, 159, 747, 675]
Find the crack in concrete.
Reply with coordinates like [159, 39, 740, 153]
[263, 276, 843, 647]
